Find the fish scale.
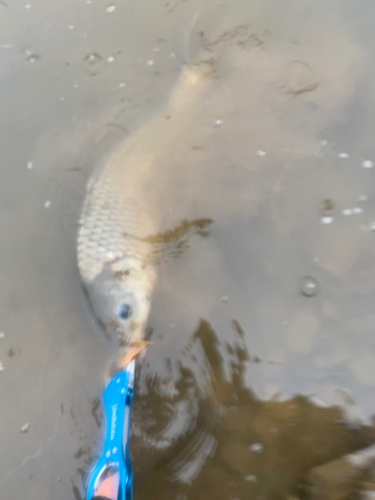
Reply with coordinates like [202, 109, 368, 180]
[78, 176, 151, 283]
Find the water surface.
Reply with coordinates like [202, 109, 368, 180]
[1, 0, 375, 498]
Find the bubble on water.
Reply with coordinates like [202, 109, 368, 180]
[359, 195, 368, 201]
[84, 52, 102, 66]
[257, 149, 267, 156]
[320, 140, 327, 146]
[153, 47, 160, 52]
[338, 152, 349, 159]
[26, 53, 40, 64]
[118, 82, 126, 88]
[214, 119, 223, 127]
[107, 55, 115, 63]
[220, 295, 228, 303]
[106, 4, 116, 12]
[300, 276, 319, 297]
[59, 97, 64, 101]
[146, 60, 154, 66]
[249, 443, 263, 453]
[0, 362, 4, 372]
[169, 52, 176, 58]
[27, 161, 33, 169]
[321, 216, 334, 224]
[44, 200, 51, 208]
[68, 25, 74, 30]
[362, 160, 374, 169]
[84, 52, 103, 75]
[369, 222, 375, 232]
[25, 3, 31, 8]
[21, 423, 30, 433]
[0, 332, 4, 339]
[74, 83, 79, 88]
[86, 0, 91, 3]
[342, 207, 363, 216]
[1, 44, 13, 48]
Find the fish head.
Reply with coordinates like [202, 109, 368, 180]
[84, 256, 155, 347]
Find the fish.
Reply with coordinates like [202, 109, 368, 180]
[77, 58, 215, 353]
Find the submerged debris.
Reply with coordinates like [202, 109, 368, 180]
[320, 199, 336, 217]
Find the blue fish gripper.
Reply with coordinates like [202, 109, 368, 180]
[86, 360, 135, 500]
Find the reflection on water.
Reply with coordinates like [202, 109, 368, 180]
[134, 321, 375, 499]
[1, 0, 375, 499]
[67, 318, 374, 499]
[72, 319, 375, 498]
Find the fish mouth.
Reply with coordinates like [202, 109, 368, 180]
[117, 340, 151, 368]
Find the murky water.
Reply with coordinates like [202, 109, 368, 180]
[2, 0, 375, 498]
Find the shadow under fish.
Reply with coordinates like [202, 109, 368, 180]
[127, 217, 214, 264]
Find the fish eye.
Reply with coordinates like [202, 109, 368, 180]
[118, 303, 132, 320]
